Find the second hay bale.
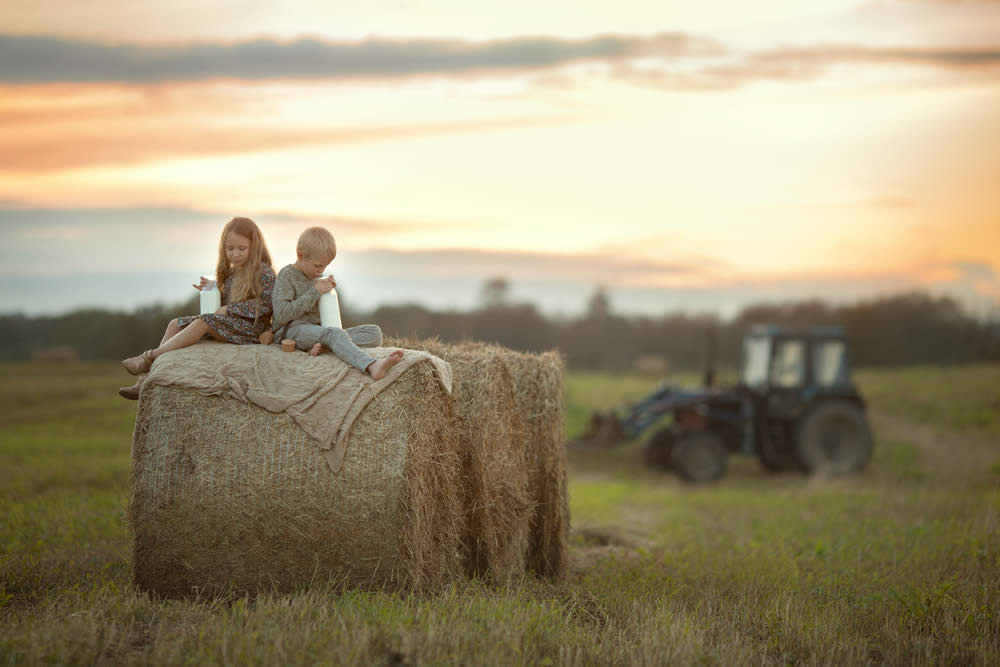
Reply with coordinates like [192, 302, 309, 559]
[388, 337, 533, 583]
[388, 337, 568, 580]
[499, 349, 568, 578]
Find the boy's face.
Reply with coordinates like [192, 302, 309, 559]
[297, 251, 331, 279]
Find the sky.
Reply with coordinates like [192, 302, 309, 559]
[2, 0, 999, 318]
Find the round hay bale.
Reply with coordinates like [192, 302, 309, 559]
[387, 338, 568, 580]
[128, 360, 463, 597]
[495, 348, 568, 579]
[386, 337, 532, 584]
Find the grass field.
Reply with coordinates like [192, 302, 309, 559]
[2, 361, 999, 664]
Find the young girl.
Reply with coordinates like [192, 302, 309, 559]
[118, 217, 277, 399]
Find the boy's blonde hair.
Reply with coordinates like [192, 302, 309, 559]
[297, 227, 337, 263]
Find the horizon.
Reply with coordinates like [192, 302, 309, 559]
[2, 1, 999, 318]
[4, 268, 996, 324]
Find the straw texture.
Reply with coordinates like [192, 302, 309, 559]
[128, 358, 463, 597]
[387, 338, 568, 580]
[498, 349, 569, 579]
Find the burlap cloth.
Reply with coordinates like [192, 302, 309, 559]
[142, 341, 452, 472]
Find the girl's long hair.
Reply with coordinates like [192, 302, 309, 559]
[215, 217, 274, 323]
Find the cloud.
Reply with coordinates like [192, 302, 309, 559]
[0, 205, 437, 275]
[352, 247, 720, 287]
[0, 33, 719, 84]
[2, 32, 997, 96]
[751, 45, 1000, 69]
[0, 113, 575, 171]
[615, 44, 1000, 91]
[0, 204, 424, 238]
[951, 261, 996, 282]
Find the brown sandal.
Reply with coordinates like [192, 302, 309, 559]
[118, 373, 147, 400]
[121, 349, 155, 375]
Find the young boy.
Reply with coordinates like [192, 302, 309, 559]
[271, 227, 403, 380]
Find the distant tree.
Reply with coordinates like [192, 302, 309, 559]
[479, 277, 510, 310]
[585, 285, 612, 320]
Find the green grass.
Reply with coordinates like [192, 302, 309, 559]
[855, 363, 1000, 435]
[2, 361, 999, 665]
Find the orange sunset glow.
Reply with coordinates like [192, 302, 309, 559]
[2, 0, 999, 316]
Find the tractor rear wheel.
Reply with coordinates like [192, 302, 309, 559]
[671, 431, 728, 483]
[643, 427, 674, 470]
[796, 401, 873, 475]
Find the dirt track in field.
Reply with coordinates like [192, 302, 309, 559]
[870, 409, 999, 481]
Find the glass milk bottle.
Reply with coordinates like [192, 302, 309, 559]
[319, 287, 342, 329]
[199, 277, 221, 315]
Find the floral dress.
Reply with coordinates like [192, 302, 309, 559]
[176, 264, 276, 344]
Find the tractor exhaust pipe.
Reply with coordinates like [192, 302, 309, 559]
[703, 325, 716, 388]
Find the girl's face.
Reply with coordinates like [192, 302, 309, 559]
[224, 232, 251, 268]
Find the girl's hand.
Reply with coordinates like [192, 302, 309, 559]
[215, 305, 228, 316]
[193, 276, 208, 290]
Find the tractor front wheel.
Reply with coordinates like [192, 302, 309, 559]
[671, 431, 728, 483]
[796, 401, 874, 475]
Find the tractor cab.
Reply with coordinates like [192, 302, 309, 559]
[741, 324, 855, 397]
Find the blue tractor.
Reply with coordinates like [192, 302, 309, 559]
[576, 325, 874, 483]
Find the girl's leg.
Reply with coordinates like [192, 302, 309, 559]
[123, 318, 228, 375]
[159, 318, 182, 346]
[150, 318, 225, 359]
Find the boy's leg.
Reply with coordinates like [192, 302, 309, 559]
[344, 324, 383, 348]
[321, 327, 378, 372]
[286, 321, 377, 372]
[284, 321, 324, 352]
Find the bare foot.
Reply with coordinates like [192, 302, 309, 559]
[366, 350, 404, 380]
[309, 343, 323, 357]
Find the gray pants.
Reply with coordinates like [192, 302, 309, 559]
[284, 321, 382, 372]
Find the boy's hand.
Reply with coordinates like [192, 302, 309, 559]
[193, 276, 208, 290]
[313, 277, 335, 294]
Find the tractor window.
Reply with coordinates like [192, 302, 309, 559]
[742, 337, 770, 387]
[814, 341, 846, 386]
[770, 341, 805, 387]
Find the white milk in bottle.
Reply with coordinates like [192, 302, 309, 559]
[319, 287, 342, 329]
[200, 278, 221, 315]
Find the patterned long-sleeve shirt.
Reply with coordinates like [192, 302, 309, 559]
[176, 263, 276, 344]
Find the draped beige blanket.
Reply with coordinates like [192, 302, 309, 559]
[142, 341, 453, 472]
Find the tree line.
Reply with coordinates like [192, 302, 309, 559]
[2, 282, 998, 371]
